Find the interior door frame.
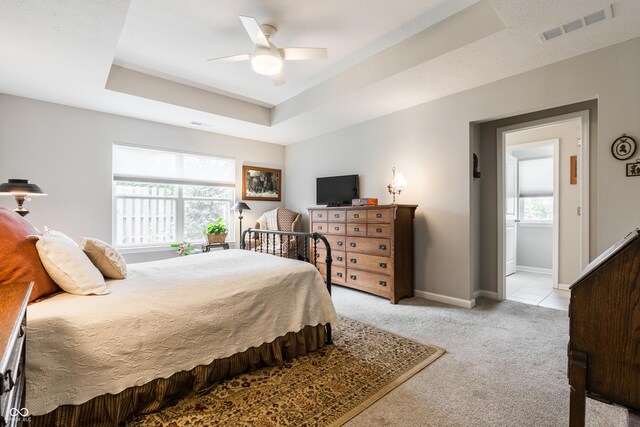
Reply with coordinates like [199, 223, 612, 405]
[496, 110, 589, 300]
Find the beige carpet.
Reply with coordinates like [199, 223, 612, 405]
[127, 317, 444, 427]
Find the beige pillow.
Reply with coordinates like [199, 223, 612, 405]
[35, 234, 109, 295]
[79, 238, 127, 279]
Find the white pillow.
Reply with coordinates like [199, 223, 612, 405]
[35, 233, 109, 295]
[43, 226, 77, 246]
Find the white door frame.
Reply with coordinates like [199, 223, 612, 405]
[496, 110, 589, 301]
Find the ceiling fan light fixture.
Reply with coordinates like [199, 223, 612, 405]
[251, 54, 283, 76]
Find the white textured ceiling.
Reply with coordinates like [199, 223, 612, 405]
[0, 0, 639, 145]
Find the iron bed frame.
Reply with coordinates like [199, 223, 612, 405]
[240, 228, 333, 344]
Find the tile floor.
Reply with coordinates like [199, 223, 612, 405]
[506, 271, 570, 310]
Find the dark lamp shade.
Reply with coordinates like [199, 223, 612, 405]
[232, 201, 251, 211]
[0, 179, 46, 196]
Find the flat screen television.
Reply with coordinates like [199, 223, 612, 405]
[316, 174, 359, 206]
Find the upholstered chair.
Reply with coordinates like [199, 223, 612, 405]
[247, 208, 301, 256]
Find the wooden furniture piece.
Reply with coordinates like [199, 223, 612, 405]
[1, 282, 33, 427]
[201, 242, 230, 252]
[308, 204, 417, 304]
[568, 229, 640, 427]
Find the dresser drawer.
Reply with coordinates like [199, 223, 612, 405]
[311, 210, 328, 221]
[313, 246, 346, 267]
[367, 209, 392, 223]
[367, 223, 391, 237]
[346, 223, 367, 237]
[327, 210, 346, 222]
[312, 222, 328, 233]
[317, 263, 346, 285]
[345, 253, 392, 275]
[326, 222, 346, 235]
[346, 210, 367, 223]
[346, 269, 391, 297]
[325, 234, 347, 250]
[346, 237, 391, 256]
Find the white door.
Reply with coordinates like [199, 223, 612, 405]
[505, 153, 518, 276]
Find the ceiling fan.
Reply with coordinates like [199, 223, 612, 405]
[207, 16, 328, 85]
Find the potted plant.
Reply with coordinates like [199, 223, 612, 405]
[204, 218, 229, 244]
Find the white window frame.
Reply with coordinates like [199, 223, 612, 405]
[111, 143, 236, 250]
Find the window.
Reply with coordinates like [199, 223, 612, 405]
[112, 144, 235, 247]
[518, 157, 553, 222]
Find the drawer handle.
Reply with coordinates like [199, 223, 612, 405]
[337, 256, 343, 261]
[376, 228, 382, 233]
[350, 258, 357, 264]
[350, 275, 357, 280]
[354, 214, 360, 218]
[379, 262, 387, 268]
[354, 227, 360, 232]
[379, 244, 387, 250]
[318, 214, 323, 218]
[337, 241, 344, 246]
[334, 226, 340, 231]
[376, 213, 382, 218]
[318, 225, 323, 230]
[379, 280, 387, 287]
[334, 214, 340, 218]
[19, 324, 25, 338]
[337, 272, 343, 278]
[350, 242, 356, 247]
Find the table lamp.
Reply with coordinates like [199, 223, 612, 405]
[0, 179, 47, 216]
[387, 167, 407, 204]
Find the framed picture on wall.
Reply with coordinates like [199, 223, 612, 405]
[242, 166, 282, 201]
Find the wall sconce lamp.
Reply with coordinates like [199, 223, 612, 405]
[0, 179, 47, 216]
[387, 167, 407, 204]
[232, 201, 251, 242]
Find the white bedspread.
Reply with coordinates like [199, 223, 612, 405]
[25, 249, 337, 415]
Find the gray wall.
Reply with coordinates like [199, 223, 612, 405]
[516, 225, 553, 270]
[0, 95, 285, 262]
[287, 37, 640, 304]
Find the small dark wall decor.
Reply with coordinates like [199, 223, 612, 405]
[242, 166, 282, 201]
[611, 135, 637, 160]
[627, 162, 640, 177]
[473, 153, 481, 178]
[570, 156, 577, 185]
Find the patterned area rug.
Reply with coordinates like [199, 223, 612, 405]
[127, 317, 444, 427]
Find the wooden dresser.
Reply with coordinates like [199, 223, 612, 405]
[0, 282, 32, 427]
[308, 204, 417, 304]
[568, 229, 640, 426]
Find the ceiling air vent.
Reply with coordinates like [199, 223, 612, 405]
[538, 4, 613, 42]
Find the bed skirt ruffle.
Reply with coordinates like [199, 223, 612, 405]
[32, 324, 327, 427]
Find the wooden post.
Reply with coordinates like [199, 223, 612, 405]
[569, 350, 587, 427]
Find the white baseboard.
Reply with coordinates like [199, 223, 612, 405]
[473, 290, 499, 300]
[516, 265, 552, 275]
[414, 290, 476, 309]
[556, 283, 571, 291]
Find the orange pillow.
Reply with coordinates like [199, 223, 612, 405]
[0, 207, 60, 301]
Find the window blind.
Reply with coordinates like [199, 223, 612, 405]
[518, 157, 553, 197]
[113, 144, 235, 187]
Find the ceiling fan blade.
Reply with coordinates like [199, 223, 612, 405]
[207, 53, 251, 63]
[271, 73, 285, 86]
[280, 47, 328, 60]
[239, 16, 270, 49]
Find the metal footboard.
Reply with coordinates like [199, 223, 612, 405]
[240, 228, 333, 344]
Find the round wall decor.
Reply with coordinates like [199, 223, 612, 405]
[611, 135, 636, 160]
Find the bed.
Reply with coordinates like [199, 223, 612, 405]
[23, 230, 336, 426]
